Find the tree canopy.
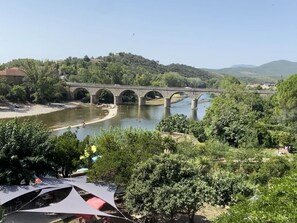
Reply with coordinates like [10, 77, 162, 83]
[0, 119, 55, 185]
[203, 88, 273, 148]
[214, 170, 297, 223]
[21, 60, 66, 103]
[87, 128, 177, 185]
[125, 154, 211, 223]
[52, 130, 86, 178]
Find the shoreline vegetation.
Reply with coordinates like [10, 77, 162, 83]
[0, 94, 186, 130]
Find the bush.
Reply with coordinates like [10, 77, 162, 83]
[250, 156, 291, 185]
[210, 171, 254, 206]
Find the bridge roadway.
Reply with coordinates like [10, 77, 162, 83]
[66, 82, 274, 109]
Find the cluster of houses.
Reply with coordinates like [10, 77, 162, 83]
[247, 82, 276, 90]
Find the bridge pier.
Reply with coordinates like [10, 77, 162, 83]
[164, 107, 171, 118]
[191, 98, 198, 110]
[90, 95, 98, 104]
[192, 109, 198, 120]
[138, 96, 145, 106]
[164, 98, 171, 108]
[114, 96, 120, 105]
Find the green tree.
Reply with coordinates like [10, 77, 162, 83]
[210, 171, 254, 206]
[219, 75, 241, 89]
[125, 154, 211, 223]
[0, 77, 11, 98]
[275, 74, 297, 124]
[250, 156, 291, 185]
[276, 74, 297, 111]
[53, 130, 84, 177]
[0, 119, 55, 185]
[203, 89, 271, 147]
[107, 63, 124, 84]
[88, 128, 176, 185]
[22, 60, 65, 103]
[7, 85, 26, 102]
[133, 72, 153, 86]
[214, 170, 297, 223]
[160, 72, 186, 87]
[157, 114, 206, 142]
[156, 114, 190, 134]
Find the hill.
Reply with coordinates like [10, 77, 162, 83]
[208, 60, 297, 83]
[99, 53, 221, 81]
[1, 53, 222, 88]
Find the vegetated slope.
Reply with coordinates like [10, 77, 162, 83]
[166, 63, 223, 80]
[208, 60, 297, 83]
[100, 52, 221, 81]
[2, 53, 221, 82]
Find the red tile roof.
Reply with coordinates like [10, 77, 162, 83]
[0, 67, 26, 77]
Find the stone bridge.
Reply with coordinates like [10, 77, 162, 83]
[66, 82, 274, 109]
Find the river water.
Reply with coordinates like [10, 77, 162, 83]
[54, 96, 211, 140]
[2, 96, 211, 140]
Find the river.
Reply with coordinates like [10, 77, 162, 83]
[2, 96, 211, 140]
[53, 96, 211, 140]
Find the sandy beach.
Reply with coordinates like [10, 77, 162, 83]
[0, 102, 78, 119]
[0, 102, 118, 130]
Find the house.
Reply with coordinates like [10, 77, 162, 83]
[0, 67, 26, 85]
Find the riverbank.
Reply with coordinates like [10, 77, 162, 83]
[52, 105, 118, 131]
[0, 102, 78, 119]
[0, 95, 186, 130]
[0, 102, 118, 131]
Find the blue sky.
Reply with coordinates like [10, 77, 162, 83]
[0, 0, 296, 68]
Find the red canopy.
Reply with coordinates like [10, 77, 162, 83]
[79, 197, 106, 220]
[87, 197, 106, 210]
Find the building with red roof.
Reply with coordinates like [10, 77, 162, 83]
[0, 67, 26, 84]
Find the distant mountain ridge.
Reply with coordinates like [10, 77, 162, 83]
[231, 64, 256, 68]
[207, 60, 297, 83]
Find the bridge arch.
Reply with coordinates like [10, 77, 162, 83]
[161, 91, 187, 108]
[117, 89, 138, 105]
[143, 91, 164, 106]
[72, 87, 90, 103]
[94, 89, 114, 104]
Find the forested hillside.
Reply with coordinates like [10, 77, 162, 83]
[1, 53, 221, 88]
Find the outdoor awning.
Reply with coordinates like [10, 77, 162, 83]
[19, 187, 114, 217]
[64, 179, 118, 210]
[0, 185, 57, 205]
[0, 176, 124, 220]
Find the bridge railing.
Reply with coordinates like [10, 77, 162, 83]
[65, 82, 274, 94]
[65, 82, 224, 93]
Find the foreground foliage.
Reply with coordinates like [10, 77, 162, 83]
[52, 130, 87, 177]
[88, 128, 177, 185]
[125, 154, 211, 223]
[214, 170, 297, 223]
[156, 114, 206, 142]
[0, 119, 55, 184]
